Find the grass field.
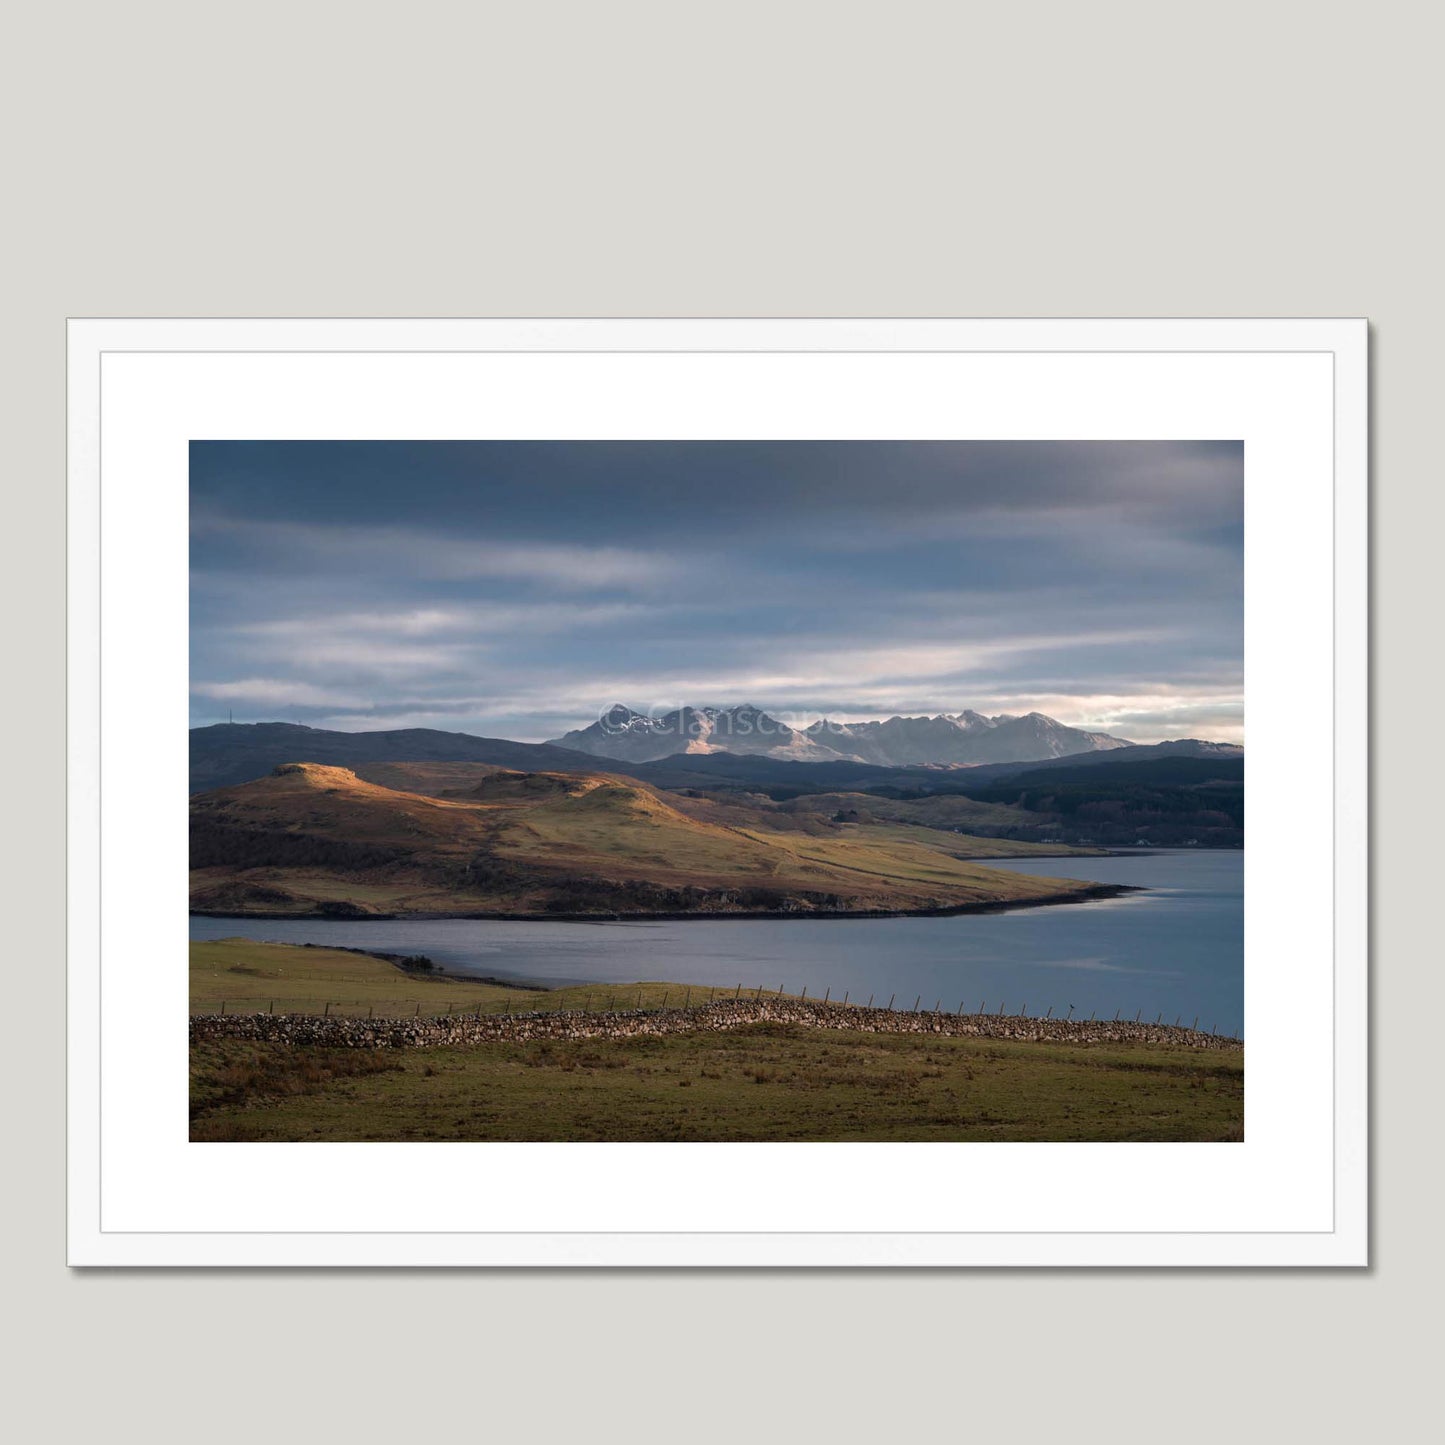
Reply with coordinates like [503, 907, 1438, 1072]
[191, 938, 795, 1017]
[725, 826, 1085, 893]
[845, 822, 1098, 859]
[190, 1025, 1243, 1142]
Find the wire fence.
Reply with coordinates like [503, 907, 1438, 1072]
[190, 986, 1234, 1037]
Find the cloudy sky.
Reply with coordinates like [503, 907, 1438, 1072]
[190, 441, 1243, 745]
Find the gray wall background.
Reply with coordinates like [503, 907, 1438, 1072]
[5, 2, 1432, 1440]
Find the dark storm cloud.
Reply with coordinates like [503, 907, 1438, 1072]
[190, 441, 1243, 743]
[190, 440, 1242, 540]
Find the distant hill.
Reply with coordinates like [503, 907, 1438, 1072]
[979, 751, 1245, 791]
[641, 741, 1246, 849]
[622, 737, 1241, 795]
[189, 761, 1108, 918]
[942, 750, 1245, 847]
[551, 704, 1132, 766]
[858, 740, 1245, 791]
[189, 722, 600, 794]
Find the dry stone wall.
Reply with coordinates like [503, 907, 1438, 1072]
[191, 998, 1242, 1051]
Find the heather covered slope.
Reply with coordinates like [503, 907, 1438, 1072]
[190, 762, 1118, 918]
[191, 1023, 1243, 1143]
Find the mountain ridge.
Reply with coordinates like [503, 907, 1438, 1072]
[191, 721, 1240, 796]
[551, 703, 1133, 766]
[551, 703, 841, 763]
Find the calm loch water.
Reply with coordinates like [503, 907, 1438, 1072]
[190, 849, 1244, 1037]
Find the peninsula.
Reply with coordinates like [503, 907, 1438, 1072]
[190, 761, 1122, 920]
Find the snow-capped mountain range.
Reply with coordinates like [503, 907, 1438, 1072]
[550, 705, 1135, 767]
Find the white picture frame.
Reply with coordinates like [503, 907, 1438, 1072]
[67, 317, 1367, 1267]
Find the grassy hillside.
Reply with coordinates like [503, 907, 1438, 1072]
[354, 761, 1097, 855]
[353, 760, 511, 796]
[191, 1027, 1243, 1142]
[190, 763, 1112, 918]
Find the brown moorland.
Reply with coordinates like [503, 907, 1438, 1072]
[190, 761, 1121, 918]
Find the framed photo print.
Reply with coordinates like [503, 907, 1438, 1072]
[67, 317, 1367, 1266]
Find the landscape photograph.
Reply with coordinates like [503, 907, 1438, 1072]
[189, 440, 1244, 1142]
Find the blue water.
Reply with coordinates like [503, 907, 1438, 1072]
[189, 849, 1243, 1037]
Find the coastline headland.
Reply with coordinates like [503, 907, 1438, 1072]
[189, 880, 1140, 924]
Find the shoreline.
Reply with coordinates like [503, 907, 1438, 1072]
[288, 942, 552, 991]
[190, 880, 1141, 925]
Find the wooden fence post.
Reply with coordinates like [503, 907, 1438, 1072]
[323, 1001, 330, 1018]
[887, 994, 895, 1011]
[842, 991, 849, 1007]
[823, 987, 830, 1004]
[913, 996, 920, 1012]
